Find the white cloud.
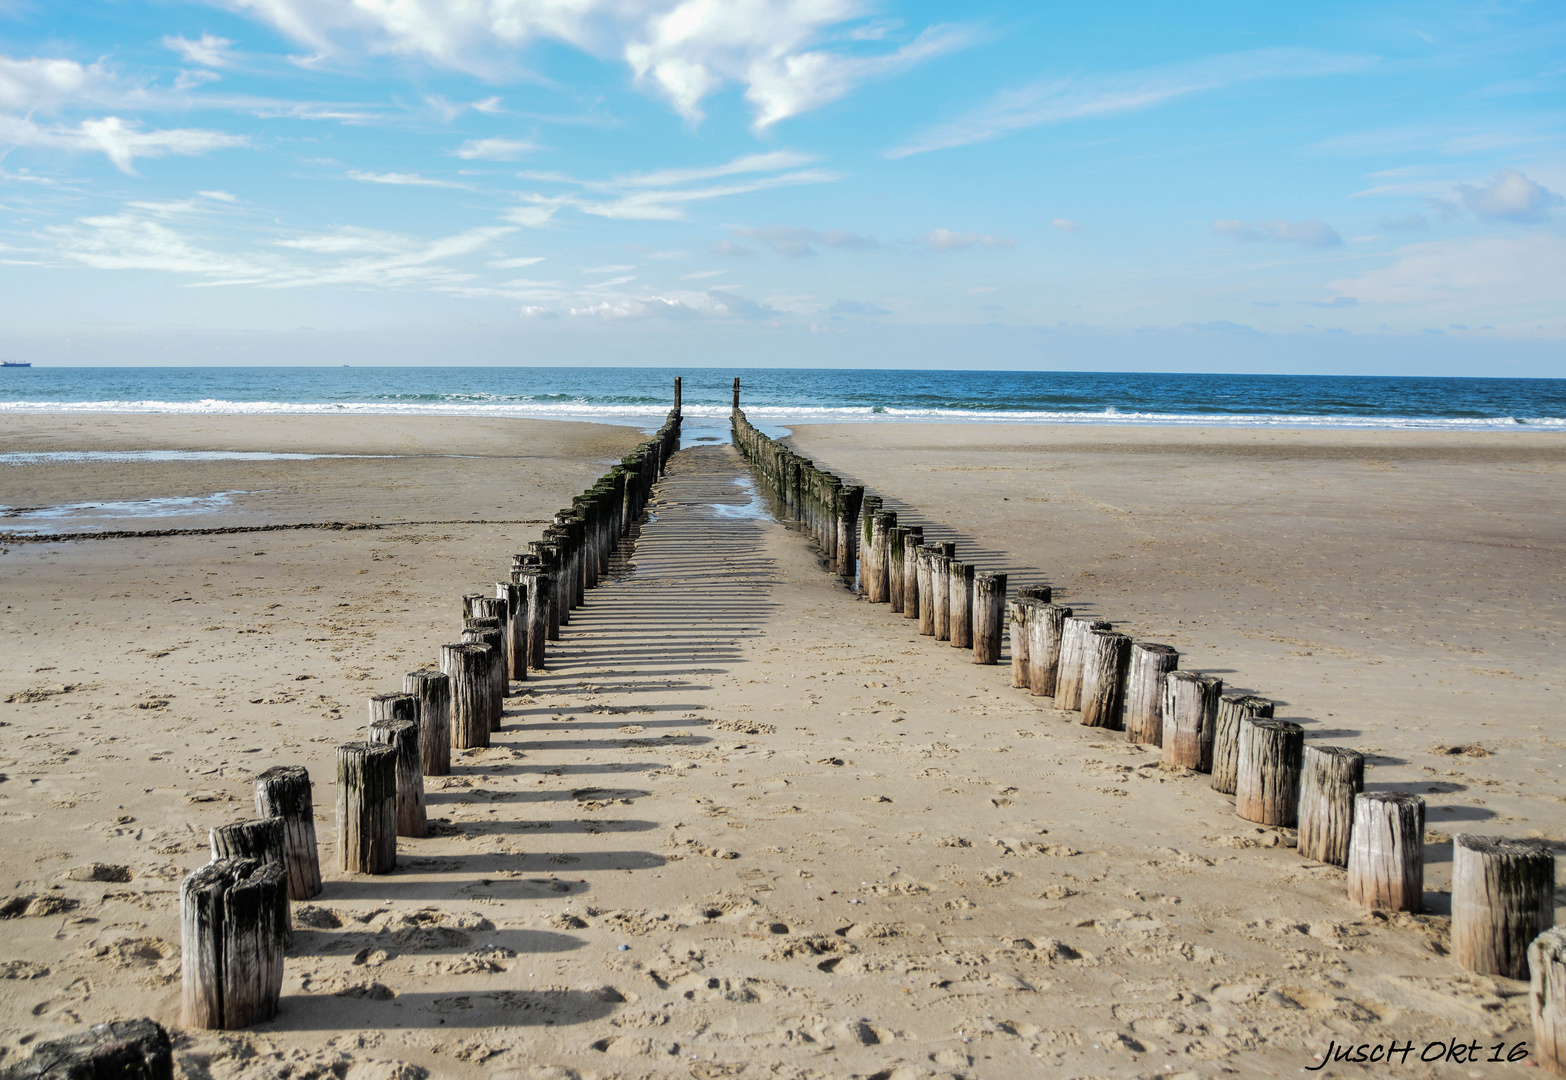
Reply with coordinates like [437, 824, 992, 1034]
[1328, 233, 1566, 309]
[526, 166, 839, 221]
[568, 297, 698, 319]
[583, 263, 639, 274]
[888, 47, 1374, 158]
[1212, 218, 1342, 248]
[1051, 218, 1084, 233]
[603, 150, 814, 189]
[0, 55, 97, 112]
[1457, 168, 1562, 223]
[489, 255, 545, 268]
[455, 136, 536, 160]
[0, 114, 249, 173]
[712, 239, 752, 256]
[218, 0, 970, 129]
[348, 169, 472, 189]
[681, 269, 728, 279]
[200, 190, 239, 202]
[926, 229, 1012, 251]
[164, 33, 236, 68]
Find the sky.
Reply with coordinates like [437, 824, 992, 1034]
[0, 0, 1563, 374]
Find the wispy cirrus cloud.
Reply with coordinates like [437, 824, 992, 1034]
[887, 47, 1374, 158]
[163, 33, 236, 68]
[0, 114, 248, 173]
[455, 136, 536, 160]
[348, 169, 474, 190]
[514, 150, 840, 221]
[1213, 218, 1342, 249]
[218, 0, 972, 130]
[927, 228, 1012, 251]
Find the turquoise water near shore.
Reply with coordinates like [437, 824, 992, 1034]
[1, 367, 1562, 430]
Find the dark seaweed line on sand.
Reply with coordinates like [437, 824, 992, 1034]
[0, 519, 552, 544]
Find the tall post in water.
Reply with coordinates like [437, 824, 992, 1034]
[733, 377, 741, 413]
[674, 376, 682, 415]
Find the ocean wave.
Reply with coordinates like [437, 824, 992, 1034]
[0, 398, 1561, 431]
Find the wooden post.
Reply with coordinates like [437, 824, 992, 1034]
[888, 526, 907, 612]
[1008, 600, 1030, 687]
[869, 510, 895, 602]
[498, 581, 527, 683]
[252, 765, 321, 901]
[1235, 718, 1304, 826]
[948, 561, 975, 648]
[916, 547, 936, 636]
[181, 858, 286, 1030]
[1080, 630, 1131, 728]
[930, 551, 952, 640]
[973, 572, 1006, 664]
[1054, 616, 1111, 711]
[837, 486, 863, 581]
[1161, 671, 1223, 771]
[520, 570, 551, 669]
[369, 715, 427, 839]
[1124, 643, 1178, 745]
[1297, 746, 1364, 866]
[674, 376, 681, 414]
[1211, 694, 1274, 795]
[440, 642, 490, 750]
[0, 1018, 173, 1078]
[901, 526, 923, 619]
[471, 596, 510, 691]
[1025, 602, 1072, 698]
[1018, 585, 1052, 603]
[1451, 835, 1556, 979]
[403, 669, 451, 776]
[1347, 792, 1424, 912]
[336, 741, 397, 874]
[732, 376, 740, 412]
[463, 619, 506, 729]
[1531, 928, 1566, 1076]
[208, 817, 289, 944]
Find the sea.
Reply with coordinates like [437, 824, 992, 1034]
[0, 367, 1562, 431]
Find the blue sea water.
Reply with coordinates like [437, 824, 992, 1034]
[0, 367, 1562, 430]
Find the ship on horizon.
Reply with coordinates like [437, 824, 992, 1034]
[2, 361, 32, 367]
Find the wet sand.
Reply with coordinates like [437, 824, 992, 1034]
[0, 416, 1560, 1079]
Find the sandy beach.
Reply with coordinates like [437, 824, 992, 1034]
[1, 415, 1561, 1079]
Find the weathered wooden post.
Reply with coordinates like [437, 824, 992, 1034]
[0, 1018, 174, 1078]
[369, 712, 427, 839]
[901, 525, 923, 620]
[1531, 928, 1566, 1076]
[1451, 836, 1556, 979]
[1161, 670, 1222, 771]
[868, 509, 894, 602]
[948, 561, 975, 648]
[1008, 600, 1031, 687]
[498, 581, 527, 683]
[1347, 792, 1424, 912]
[403, 669, 451, 776]
[732, 376, 740, 412]
[440, 641, 490, 750]
[674, 376, 681, 414]
[336, 741, 397, 874]
[1026, 602, 1072, 698]
[208, 817, 290, 946]
[463, 618, 506, 728]
[1123, 643, 1178, 745]
[253, 765, 321, 901]
[1080, 630, 1131, 728]
[1054, 616, 1110, 711]
[973, 572, 1007, 664]
[518, 568, 550, 670]
[837, 486, 863, 582]
[1235, 718, 1304, 826]
[916, 546, 937, 636]
[181, 858, 287, 1030]
[888, 526, 907, 612]
[931, 548, 954, 640]
[471, 596, 510, 690]
[1297, 746, 1364, 866]
[1211, 694, 1274, 795]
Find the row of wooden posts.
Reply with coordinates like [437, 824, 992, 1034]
[174, 398, 685, 1031]
[729, 383, 1562, 1069]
